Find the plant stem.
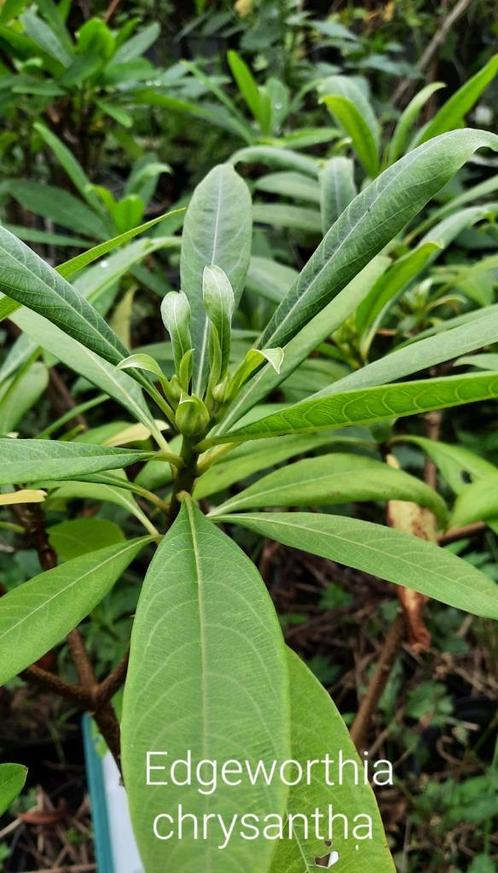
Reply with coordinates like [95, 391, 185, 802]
[168, 437, 199, 524]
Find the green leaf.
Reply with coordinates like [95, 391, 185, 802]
[12, 307, 157, 431]
[450, 475, 498, 529]
[387, 82, 445, 164]
[57, 207, 185, 279]
[253, 203, 322, 233]
[180, 164, 252, 392]
[6, 181, 109, 239]
[208, 373, 498, 446]
[0, 439, 152, 486]
[356, 242, 440, 357]
[230, 146, 319, 177]
[22, 8, 72, 65]
[0, 359, 48, 432]
[227, 49, 263, 126]
[417, 54, 498, 145]
[320, 76, 380, 176]
[246, 256, 298, 303]
[258, 130, 498, 353]
[218, 512, 498, 618]
[195, 432, 349, 500]
[121, 501, 290, 872]
[394, 436, 495, 495]
[48, 517, 125, 560]
[0, 764, 27, 816]
[270, 649, 396, 873]
[212, 453, 447, 522]
[203, 265, 235, 377]
[0, 538, 149, 686]
[34, 122, 103, 211]
[255, 171, 321, 204]
[325, 306, 498, 395]
[113, 22, 160, 64]
[218, 257, 389, 433]
[0, 225, 129, 367]
[47, 477, 158, 536]
[319, 156, 356, 233]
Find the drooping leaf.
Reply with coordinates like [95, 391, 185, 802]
[121, 500, 290, 873]
[0, 538, 149, 686]
[0, 439, 153, 486]
[218, 512, 498, 618]
[394, 436, 495, 495]
[258, 130, 498, 353]
[450, 475, 498, 529]
[207, 373, 498, 446]
[6, 180, 108, 239]
[270, 649, 396, 873]
[212, 453, 447, 522]
[180, 164, 252, 392]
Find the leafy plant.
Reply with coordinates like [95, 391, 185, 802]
[0, 116, 497, 872]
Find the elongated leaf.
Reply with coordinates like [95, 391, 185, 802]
[34, 122, 102, 210]
[457, 353, 498, 371]
[253, 202, 322, 233]
[0, 764, 27, 816]
[180, 164, 252, 392]
[208, 373, 498, 446]
[48, 517, 124, 560]
[195, 432, 353, 500]
[0, 538, 149, 685]
[212, 453, 447, 522]
[12, 307, 156, 432]
[325, 306, 498, 395]
[270, 649, 395, 873]
[218, 256, 390, 432]
[0, 490, 46, 506]
[394, 436, 495, 495]
[121, 501, 290, 873]
[387, 82, 445, 164]
[356, 242, 440, 356]
[231, 146, 319, 176]
[417, 54, 498, 145]
[246, 256, 298, 303]
[319, 156, 356, 233]
[322, 90, 380, 177]
[0, 439, 152, 486]
[0, 225, 129, 366]
[47, 478, 158, 536]
[6, 181, 108, 239]
[258, 130, 498, 353]
[219, 512, 498, 618]
[227, 49, 263, 124]
[0, 359, 48, 432]
[450, 475, 498, 529]
[255, 171, 321, 203]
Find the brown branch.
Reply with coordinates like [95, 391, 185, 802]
[95, 651, 129, 707]
[104, 0, 122, 22]
[22, 666, 89, 706]
[48, 369, 87, 431]
[350, 613, 406, 750]
[438, 521, 486, 545]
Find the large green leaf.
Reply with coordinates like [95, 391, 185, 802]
[0, 439, 152, 486]
[258, 130, 498, 353]
[180, 164, 252, 392]
[270, 650, 396, 873]
[218, 513, 498, 618]
[207, 373, 498, 446]
[0, 538, 149, 685]
[212, 453, 447, 522]
[416, 54, 498, 145]
[121, 501, 290, 873]
[0, 225, 129, 366]
[0, 764, 27, 816]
